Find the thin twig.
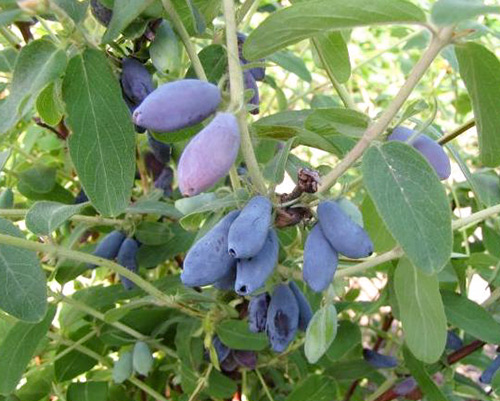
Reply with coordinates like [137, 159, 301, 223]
[438, 119, 475, 145]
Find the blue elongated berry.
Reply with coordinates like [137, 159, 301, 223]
[124, 97, 146, 133]
[213, 265, 236, 291]
[90, 0, 112, 26]
[388, 127, 451, 180]
[117, 238, 140, 290]
[147, 133, 171, 164]
[480, 355, 500, 384]
[235, 229, 279, 296]
[317, 201, 373, 259]
[394, 378, 417, 396]
[154, 167, 174, 197]
[237, 33, 265, 81]
[144, 151, 164, 180]
[74, 189, 88, 204]
[181, 211, 240, 287]
[266, 284, 300, 353]
[288, 281, 312, 331]
[248, 293, 270, 333]
[445, 331, 463, 351]
[363, 349, 398, 369]
[303, 224, 338, 292]
[212, 336, 230, 364]
[233, 350, 257, 369]
[243, 71, 259, 115]
[88, 231, 126, 269]
[133, 79, 221, 133]
[121, 58, 154, 105]
[228, 196, 272, 259]
[178, 113, 240, 197]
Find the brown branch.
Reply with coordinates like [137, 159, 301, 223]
[438, 119, 475, 145]
[14, 21, 33, 43]
[373, 340, 486, 401]
[33, 117, 68, 140]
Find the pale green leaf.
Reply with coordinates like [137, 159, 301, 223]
[243, 0, 426, 60]
[313, 32, 351, 84]
[0, 39, 67, 134]
[63, 49, 136, 217]
[305, 107, 370, 138]
[0, 218, 47, 322]
[268, 51, 312, 82]
[395, 259, 447, 363]
[102, 0, 155, 43]
[25, 201, 89, 235]
[431, 0, 500, 26]
[67, 382, 108, 401]
[362, 142, 452, 274]
[36, 82, 64, 126]
[305, 304, 338, 364]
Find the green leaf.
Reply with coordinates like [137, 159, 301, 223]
[17, 182, 74, 204]
[186, 45, 228, 84]
[264, 137, 295, 186]
[431, 0, 500, 26]
[395, 259, 447, 364]
[215, 320, 269, 351]
[63, 49, 136, 217]
[305, 304, 338, 364]
[135, 221, 172, 246]
[243, 0, 426, 60]
[441, 290, 500, 344]
[18, 165, 57, 194]
[285, 375, 337, 401]
[0, 307, 55, 395]
[456, 43, 500, 167]
[132, 341, 153, 376]
[0, 39, 67, 134]
[36, 82, 64, 126]
[268, 51, 312, 82]
[15, 366, 53, 401]
[150, 20, 182, 74]
[0, 218, 47, 322]
[102, 0, 155, 43]
[361, 195, 395, 254]
[403, 347, 449, 401]
[305, 108, 370, 138]
[67, 382, 108, 401]
[25, 201, 88, 235]
[362, 142, 452, 274]
[0, 150, 10, 172]
[126, 200, 183, 219]
[0, 9, 24, 27]
[326, 320, 361, 361]
[205, 369, 237, 399]
[113, 352, 133, 384]
[53, 0, 89, 23]
[313, 32, 351, 84]
[0, 48, 17, 73]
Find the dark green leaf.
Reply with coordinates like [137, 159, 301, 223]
[441, 290, 500, 344]
[67, 382, 108, 401]
[326, 320, 361, 361]
[403, 347, 449, 401]
[305, 108, 370, 138]
[18, 165, 57, 194]
[285, 375, 337, 401]
[186, 45, 228, 84]
[126, 200, 183, 219]
[150, 20, 182, 74]
[243, 0, 426, 60]
[216, 320, 269, 351]
[363, 142, 452, 274]
[63, 49, 136, 217]
[53, 0, 89, 23]
[456, 43, 500, 167]
[0, 307, 55, 395]
[102, 0, 155, 43]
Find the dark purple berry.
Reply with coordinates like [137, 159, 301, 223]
[117, 238, 139, 290]
[288, 281, 312, 331]
[363, 349, 398, 369]
[248, 293, 270, 333]
[266, 284, 299, 353]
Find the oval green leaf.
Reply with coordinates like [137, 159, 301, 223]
[305, 304, 338, 364]
[395, 259, 447, 364]
[362, 142, 452, 274]
[26, 201, 88, 236]
[215, 320, 269, 351]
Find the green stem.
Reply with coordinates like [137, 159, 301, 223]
[223, 0, 267, 194]
[0, 208, 123, 227]
[318, 26, 455, 194]
[46, 332, 170, 401]
[438, 119, 475, 145]
[38, 17, 60, 44]
[51, 291, 178, 358]
[161, 0, 207, 81]
[0, 26, 20, 49]
[188, 364, 213, 401]
[229, 165, 242, 191]
[236, 0, 258, 25]
[0, 233, 202, 317]
[255, 368, 275, 401]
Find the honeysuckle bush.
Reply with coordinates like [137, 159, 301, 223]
[0, 0, 499, 400]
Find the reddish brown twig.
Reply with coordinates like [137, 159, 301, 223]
[373, 340, 486, 401]
[15, 21, 33, 43]
[33, 117, 69, 140]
